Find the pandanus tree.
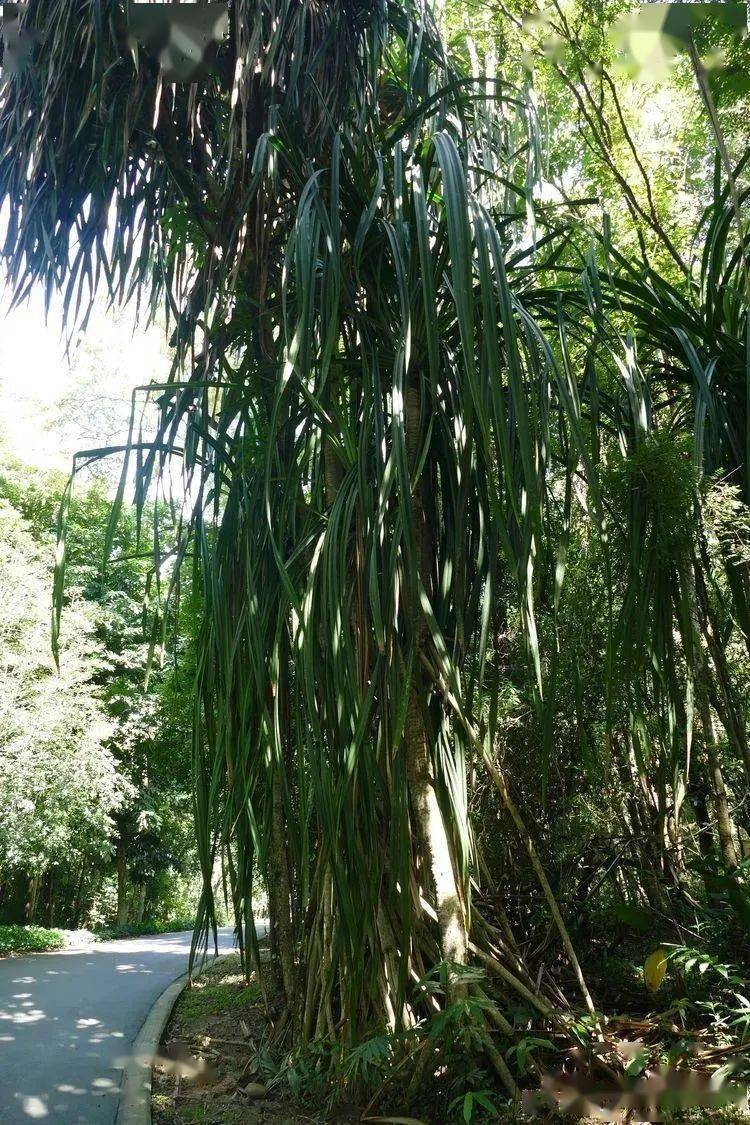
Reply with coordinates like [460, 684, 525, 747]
[539, 159, 750, 927]
[596, 161, 750, 923]
[2, 0, 749, 1089]
[0, 0, 596, 1043]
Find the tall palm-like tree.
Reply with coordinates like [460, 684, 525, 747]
[0, 0, 595, 1044]
[4, 1, 748, 1080]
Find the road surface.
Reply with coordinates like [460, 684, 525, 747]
[0, 927, 238, 1123]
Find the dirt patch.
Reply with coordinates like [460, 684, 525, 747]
[151, 953, 347, 1124]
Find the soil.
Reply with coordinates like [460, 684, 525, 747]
[151, 952, 354, 1124]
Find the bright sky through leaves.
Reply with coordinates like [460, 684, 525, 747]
[0, 283, 166, 476]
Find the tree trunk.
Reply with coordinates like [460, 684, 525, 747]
[72, 862, 87, 929]
[116, 841, 130, 926]
[133, 883, 147, 925]
[404, 381, 468, 990]
[690, 778, 723, 899]
[692, 781, 714, 863]
[26, 872, 41, 923]
[405, 686, 468, 971]
[45, 869, 56, 928]
[702, 698, 738, 870]
[696, 557, 750, 784]
[683, 557, 750, 926]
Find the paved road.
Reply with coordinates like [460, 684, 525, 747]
[0, 927, 238, 1123]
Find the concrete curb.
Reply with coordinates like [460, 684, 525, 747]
[116, 953, 226, 1125]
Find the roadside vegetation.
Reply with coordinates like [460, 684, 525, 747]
[153, 952, 750, 1124]
[0, 915, 201, 958]
[95, 916, 200, 942]
[0, 924, 65, 957]
[0, 0, 749, 1121]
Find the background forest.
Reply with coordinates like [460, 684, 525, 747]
[0, 0, 749, 1121]
[0, 321, 202, 936]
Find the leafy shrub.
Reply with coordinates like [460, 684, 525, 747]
[94, 915, 196, 941]
[0, 924, 66, 956]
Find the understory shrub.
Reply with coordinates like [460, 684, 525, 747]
[0, 924, 65, 956]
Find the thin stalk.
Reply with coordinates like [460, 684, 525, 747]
[479, 751, 598, 1018]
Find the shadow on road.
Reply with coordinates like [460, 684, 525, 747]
[0, 929, 235, 1122]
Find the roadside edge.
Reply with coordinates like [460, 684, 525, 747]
[116, 951, 225, 1125]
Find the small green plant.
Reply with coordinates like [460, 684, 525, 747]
[341, 1033, 394, 1087]
[569, 1010, 604, 1048]
[663, 946, 750, 1050]
[279, 1037, 336, 1102]
[665, 945, 737, 982]
[504, 1035, 554, 1076]
[448, 1088, 499, 1123]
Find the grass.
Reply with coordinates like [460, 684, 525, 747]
[0, 924, 66, 956]
[151, 1100, 253, 1124]
[178, 956, 261, 1021]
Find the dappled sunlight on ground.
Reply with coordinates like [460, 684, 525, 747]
[1, 972, 131, 1120]
[0, 928, 236, 1122]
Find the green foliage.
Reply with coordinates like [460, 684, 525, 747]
[504, 1035, 554, 1077]
[0, 481, 127, 880]
[340, 1034, 394, 1088]
[665, 944, 739, 984]
[93, 915, 197, 942]
[0, 0, 749, 1116]
[608, 430, 698, 559]
[448, 1088, 499, 1124]
[275, 1001, 503, 1119]
[659, 947, 750, 1050]
[0, 448, 198, 929]
[0, 924, 65, 956]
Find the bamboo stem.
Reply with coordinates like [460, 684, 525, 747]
[468, 942, 556, 1021]
[481, 749, 597, 1018]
